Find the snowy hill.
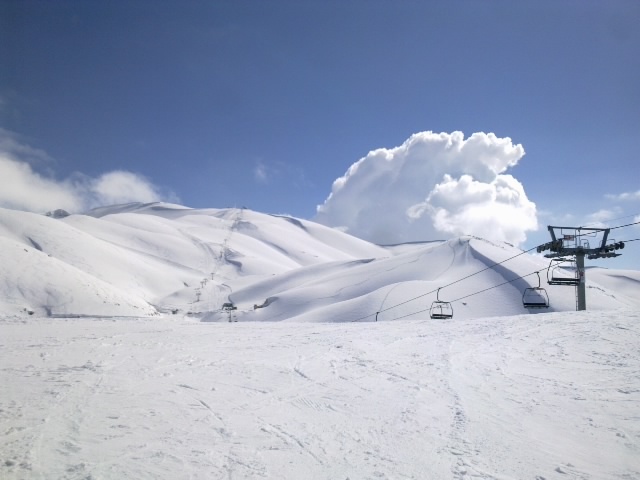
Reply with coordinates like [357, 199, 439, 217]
[0, 202, 638, 320]
[1, 203, 639, 479]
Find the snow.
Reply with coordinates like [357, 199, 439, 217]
[1, 311, 639, 479]
[1, 202, 639, 478]
[0, 203, 638, 320]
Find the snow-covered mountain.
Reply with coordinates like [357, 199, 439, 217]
[1, 202, 638, 320]
[2, 203, 639, 479]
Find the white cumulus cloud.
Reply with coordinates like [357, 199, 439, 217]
[0, 129, 177, 213]
[0, 153, 81, 212]
[315, 131, 538, 246]
[86, 170, 169, 207]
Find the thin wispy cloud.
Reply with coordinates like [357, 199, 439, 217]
[0, 128, 52, 166]
[583, 208, 624, 227]
[253, 160, 269, 184]
[605, 190, 640, 202]
[253, 159, 310, 190]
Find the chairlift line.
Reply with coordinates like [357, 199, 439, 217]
[351, 225, 635, 322]
[387, 269, 545, 322]
[351, 240, 544, 322]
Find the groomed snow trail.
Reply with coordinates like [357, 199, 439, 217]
[1, 311, 639, 479]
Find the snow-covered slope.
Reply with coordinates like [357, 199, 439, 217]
[1, 310, 638, 479]
[1, 202, 639, 479]
[0, 203, 638, 320]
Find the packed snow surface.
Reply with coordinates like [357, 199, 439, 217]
[1, 310, 639, 479]
[1, 202, 639, 478]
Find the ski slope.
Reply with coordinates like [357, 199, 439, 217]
[0, 203, 638, 321]
[1, 202, 639, 478]
[1, 310, 639, 479]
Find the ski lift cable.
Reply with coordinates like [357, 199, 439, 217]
[448, 270, 542, 304]
[379, 244, 539, 313]
[381, 268, 545, 322]
[608, 220, 640, 230]
[394, 306, 432, 321]
[579, 213, 640, 229]
[441, 244, 539, 288]
[351, 243, 541, 322]
[377, 287, 438, 314]
[574, 220, 640, 232]
[354, 224, 638, 323]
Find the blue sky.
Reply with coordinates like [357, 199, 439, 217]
[1, 1, 639, 268]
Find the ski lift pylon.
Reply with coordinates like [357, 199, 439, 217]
[523, 271, 550, 309]
[430, 287, 453, 320]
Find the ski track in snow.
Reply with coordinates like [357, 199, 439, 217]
[1, 311, 639, 480]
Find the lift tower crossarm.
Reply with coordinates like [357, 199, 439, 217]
[540, 226, 623, 311]
[544, 226, 619, 258]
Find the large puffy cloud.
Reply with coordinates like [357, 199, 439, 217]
[0, 129, 176, 213]
[315, 131, 537, 246]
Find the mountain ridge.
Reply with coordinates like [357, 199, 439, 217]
[1, 202, 638, 320]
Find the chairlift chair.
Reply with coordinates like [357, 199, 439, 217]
[547, 257, 580, 286]
[522, 272, 550, 309]
[430, 288, 453, 320]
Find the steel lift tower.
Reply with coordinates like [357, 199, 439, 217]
[537, 226, 625, 311]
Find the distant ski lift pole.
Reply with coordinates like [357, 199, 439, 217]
[222, 302, 237, 322]
[522, 271, 550, 309]
[430, 288, 453, 320]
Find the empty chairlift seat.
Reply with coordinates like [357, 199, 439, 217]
[547, 258, 580, 286]
[523, 272, 550, 309]
[430, 288, 453, 320]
